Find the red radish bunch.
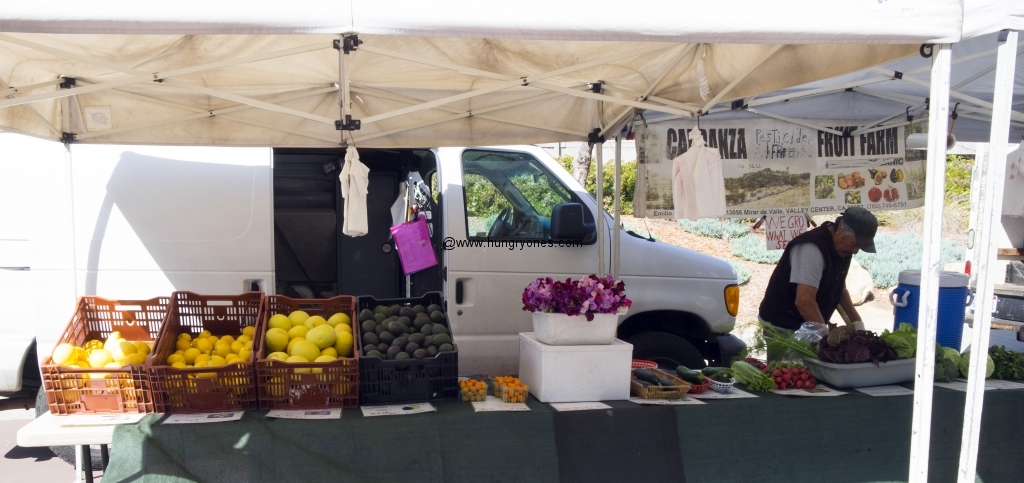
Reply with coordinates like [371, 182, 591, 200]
[768, 362, 816, 390]
[744, 358, 768, 372]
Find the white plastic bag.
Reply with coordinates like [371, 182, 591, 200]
[794, 322, 829, 345]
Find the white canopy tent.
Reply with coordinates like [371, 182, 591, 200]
[1, 2, 1022, 482]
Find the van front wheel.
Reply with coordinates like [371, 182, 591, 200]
[625, 331, 706, 370]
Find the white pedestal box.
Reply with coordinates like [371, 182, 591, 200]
[518, 332, 633, 403]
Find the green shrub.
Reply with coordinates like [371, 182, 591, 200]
[730, 235, 784, 264]
[679, 218, 751, 239]
[854, 233, 965, 288]
[945, 154, 973, 207]
[721, 258, 751, 285]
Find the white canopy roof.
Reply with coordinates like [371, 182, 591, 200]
[0, 1, 1019, 147]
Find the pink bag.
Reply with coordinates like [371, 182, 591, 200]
[390, 216, 438, 275]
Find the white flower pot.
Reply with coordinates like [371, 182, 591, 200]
[531, 311, 624, 346]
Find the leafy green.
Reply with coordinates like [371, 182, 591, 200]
[756, 324, 819, 360]
[880, 323, 917, 359]
[958, 351, 995, 379]
[988, 346, 1024, 380]
[935, 344, 960, 383]
[731, 361, 775, 392]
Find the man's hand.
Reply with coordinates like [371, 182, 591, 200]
[839, 288, 863, 326]
[794, 284, 826, 323]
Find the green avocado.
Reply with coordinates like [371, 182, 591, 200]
[366, 350, 383, 359]
[358, 309, 375, 322]
[405, 342, 420, 354]
[432, 325, 448, 336]
[397, 316, 411, 327]
[391, 337, 407, 350]
[432, 334, 451, 346]
[399, 307, 416, 318]
[373, 313, 387, 324]
[429, 310, 445, 322]
[362, 332, 379, 346]
[361, 320, 377, 334]
[426, 304, 441, 314]
[420, 324, 433, 336]
[408, 333, 425, 345]
[377, 343, 389, 352]
[413, 304, 426, 314]
[378, 332, 395, 345]
[389, 304, 403, 315]
[395, 352, 411, 360]
[386, 346, 403, 359]
[413, 349, 427, 359]
[374, 325, 388, 336]
[388, 321, 406, 336]
[438, 343, 454, 353]
[426, 346, 439, 357]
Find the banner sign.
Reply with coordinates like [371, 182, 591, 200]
[635, 119, 925, 219]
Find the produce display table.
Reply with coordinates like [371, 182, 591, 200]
[17, 412, 114, 483]
[100, 386, 1024, 483]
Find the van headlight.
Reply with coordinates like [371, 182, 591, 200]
[724, 284, 739, 317]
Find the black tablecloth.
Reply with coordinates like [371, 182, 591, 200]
[101, 386, 1024, 483]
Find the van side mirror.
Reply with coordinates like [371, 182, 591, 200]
[550, 203, 596, 243]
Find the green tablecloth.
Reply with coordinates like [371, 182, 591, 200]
[102, 386, 1024, 483]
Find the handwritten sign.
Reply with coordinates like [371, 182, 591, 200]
[764, 214, 807, 250]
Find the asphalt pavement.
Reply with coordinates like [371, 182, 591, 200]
[0, 395, 83, 483]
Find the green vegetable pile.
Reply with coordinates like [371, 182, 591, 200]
[934, 346, 960, 383]
[988, 346, 1024, 380]
[880, 323, 917, 359]
[731, 361, 775, 392]
[958, 350, 995, 379]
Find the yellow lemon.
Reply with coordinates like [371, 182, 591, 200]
[264, 328, 289, 352]
[88, 349, 113, 368]
[194, 353, 211, 366]
[52, 343, 77, 366]
[171, 361, 187, 369]
[327, 312, 350, 328]
[288, 310, 310, 326]
[244, 340, 253, 349]
[268, 314, 292, 331]
[267, 351, 289, 361]
[178, 332, 192, 342]
[75, 360, 92, 368]
[314, 355, 336, 363]
[320, 347, 338, 357]
[167, 353, 185, 365]
[193, 338, 213, 354]
[124, 353, 147, 365]
[175, 339, 192, 351]
[289, 340, 320, 363]
[304, 315, 327, 330]
[230, 341, 243, 354]
[334, 331, 354, 357]
[219, 335, 235, 345]
[287, 337, 305, 353]
[207, 335, 220, 346]
[213, 343, 232, 358]
[306, 325, 337, 350]
[104, 362, 122, 369]
[183, 348, 201, 364]
[208, 355, 226, 367]
[287, 325, 309, 340]
[286, 355, 311, 373]
[174, 349, 185, 356]
[224, 354, 240, 364]
[238, 346, 251, 361]
[237, 334, 251, 344]
[118, 340, 138, 357]
[132, 341, 151, 356]
[199, 330, 212, 338]
[242, 326, 255, 337]
[334, 322, 352, 335]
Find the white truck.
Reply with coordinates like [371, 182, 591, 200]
[0, 132, 742, 399]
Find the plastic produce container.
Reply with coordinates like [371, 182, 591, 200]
[803, 357, 916, 389]
[890, 270, 971, 350]
[532, 311, 622, 345]
[42, 296, 169, 414]
[518, 332, 632, 403]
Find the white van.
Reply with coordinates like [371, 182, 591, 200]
[0, 134, 742, 397]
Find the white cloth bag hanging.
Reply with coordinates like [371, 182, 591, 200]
[340, 147, 370, 236]
[1002, 145, 1024, 217]
[672, 127, 727, 220]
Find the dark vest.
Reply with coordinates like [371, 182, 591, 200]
[758, 222, 851, 330]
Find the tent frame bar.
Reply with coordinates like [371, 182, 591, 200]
[0, 78, 63, 98]
[745, 107, 844, 135]
[700, 44, 784, 114]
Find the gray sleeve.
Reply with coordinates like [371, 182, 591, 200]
[789, 243, 825, 288]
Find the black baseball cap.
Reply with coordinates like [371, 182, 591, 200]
[839, 207, 878, 253]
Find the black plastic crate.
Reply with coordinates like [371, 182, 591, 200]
[356, 293, 459, 405]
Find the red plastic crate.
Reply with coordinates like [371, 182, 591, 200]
[255, 295, 359, 409]
[42, 296, 169, 414]
[147, 291, 264, 414]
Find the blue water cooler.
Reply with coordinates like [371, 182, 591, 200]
[889, 270, 972, 349]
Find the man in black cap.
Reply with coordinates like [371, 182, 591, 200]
[759, 207, 878, 332]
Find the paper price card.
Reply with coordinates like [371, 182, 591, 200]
[549, 402, 612, 412]
[688, 388, 758, 400]
[360, 403, 436, 417]
[628, 397, 706, 406]
[774, 385, 847, 397]
[266, 409, 341, 420]
[855, 385, 914, 397]
[162, 412, 244, 424]
[472, 396, 531, 412]
[63, 413, 147, 426]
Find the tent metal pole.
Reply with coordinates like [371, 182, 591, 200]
[0, 37, 331, 110]
[601, 84, 700, 112]
[851, 104, 927, 135]
[350, 85, 589, 136]
[908, 43, 951, 483]
[613, 133, 622, 279]
[956, 30, 1019, 483]
[596, 137, 605, 277]
[747, 77, 891, 107]
[700, 44, 784, 114]
[901, 40, 1024, 76]
[0, 77, 60, 136]
[339, 34, 346, 145]
[745, 108, 844, 135]
[0, 78, 62, 98]
[873, 66, 1024, 123]
[160, 79, 336, 125]
[218, 116, 340, 144]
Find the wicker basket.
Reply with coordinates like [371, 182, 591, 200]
[147, 292, 264, 414]
[707, 377, 736, 394]
[41, 296, 169, 414]
[256, 295, 359, 409]
[630, 368, 692, 399]
[687, 378, 711, 394]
